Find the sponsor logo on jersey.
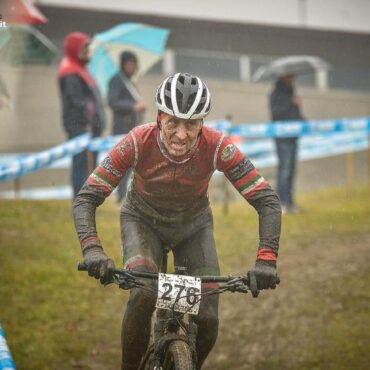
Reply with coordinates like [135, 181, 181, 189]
[221, 144, 237, 162]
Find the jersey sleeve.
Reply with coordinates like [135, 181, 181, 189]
[87, 133, 135, 194]
[73, 133, 136, 252]
[216, 136, 281, 260]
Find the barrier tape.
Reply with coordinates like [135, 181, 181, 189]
[228, 116, 370, 137]
[252, 136, 368, 169]
[0, 134, 91, 182]
[0, 117, 369, 182]
[1, 134, 367, 199]
[0, 324, 16, 370]
[1, 135, 367, 200]
[237, 131, 368, 157]
[1, 131, 366, 177]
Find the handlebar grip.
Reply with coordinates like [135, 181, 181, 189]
[77, 262, 87, 271]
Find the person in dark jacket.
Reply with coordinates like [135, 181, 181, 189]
[58, 32, 105, 197]
[270, 74, 303, 213]
[108, 50, 146, 202]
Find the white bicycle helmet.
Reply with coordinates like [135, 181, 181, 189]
[155, 73, 211, 120]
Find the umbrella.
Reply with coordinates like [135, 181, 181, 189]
[1, 0, 48, 24]
[252, 55, 330, 82]
[0, 25, 57, 65]
[88, 22, 170, 96]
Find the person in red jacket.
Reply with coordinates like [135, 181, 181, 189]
[73, 73, 281, 369]
[58, 32, 105, 197]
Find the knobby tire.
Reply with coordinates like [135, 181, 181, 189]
[163, 340, 194, 370]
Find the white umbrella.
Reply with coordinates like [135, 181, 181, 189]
[252, 55, 330, 82]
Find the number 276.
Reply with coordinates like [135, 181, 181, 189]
[161, 283, 200, 305]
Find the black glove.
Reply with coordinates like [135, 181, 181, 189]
[247, 259, 279, 298]
[83, 246, 115, 285]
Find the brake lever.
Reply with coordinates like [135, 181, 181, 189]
[226, 280, 249, 293]
[115, 275, 135, 289]
[234, 285, 249, 293]
[117, 276, 148, 290]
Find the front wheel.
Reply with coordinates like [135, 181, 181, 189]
[163, 340, 194, 370]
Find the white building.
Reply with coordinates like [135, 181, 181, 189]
[35, 0, 370, 91]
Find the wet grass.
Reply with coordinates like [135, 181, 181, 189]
[0, 183, 369, 369]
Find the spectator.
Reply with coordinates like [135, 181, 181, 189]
[58, 32, 105, 197]
[108, 50, 146, 203]
[270, 74, 303, 214]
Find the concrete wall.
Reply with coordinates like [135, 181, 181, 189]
[1, 65, 370, 152]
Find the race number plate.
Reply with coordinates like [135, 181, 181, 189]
[156, 273, 202, 315]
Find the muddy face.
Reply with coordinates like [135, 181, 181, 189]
[159, 113, 202, 157]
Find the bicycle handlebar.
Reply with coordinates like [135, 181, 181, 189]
[77, 262, 250, 284]
[78, 262, 159, 278]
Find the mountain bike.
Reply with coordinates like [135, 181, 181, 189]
[78, 258, 251, 370]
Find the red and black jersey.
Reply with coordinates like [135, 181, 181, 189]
[74, 122, 281, 261]
[88, 122, 269, 208]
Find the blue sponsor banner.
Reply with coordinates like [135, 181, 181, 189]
[0, 324, 16, 370]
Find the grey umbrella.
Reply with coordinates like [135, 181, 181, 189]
[252, 55, 330, 82]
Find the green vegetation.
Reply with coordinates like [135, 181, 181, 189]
[0, 184, 369, 370]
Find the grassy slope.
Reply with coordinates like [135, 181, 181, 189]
[0, 184, 369, 370]
[208, 185, 370, 370]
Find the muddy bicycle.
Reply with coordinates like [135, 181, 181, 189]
[78, 261, 252, 370]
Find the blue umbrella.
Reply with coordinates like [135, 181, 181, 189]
[88, 22, 170, 96]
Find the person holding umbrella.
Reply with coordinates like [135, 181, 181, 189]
[269, 74, 303, 214]
[253, 55, 330, 214]
[108, 50, 146, 203]
[58, 32, 106, 198]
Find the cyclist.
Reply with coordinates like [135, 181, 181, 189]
[73, 73, 281, 370]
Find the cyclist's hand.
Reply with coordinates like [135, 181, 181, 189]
[247, 260, 278, 298]
[83, 246, 115, 285]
